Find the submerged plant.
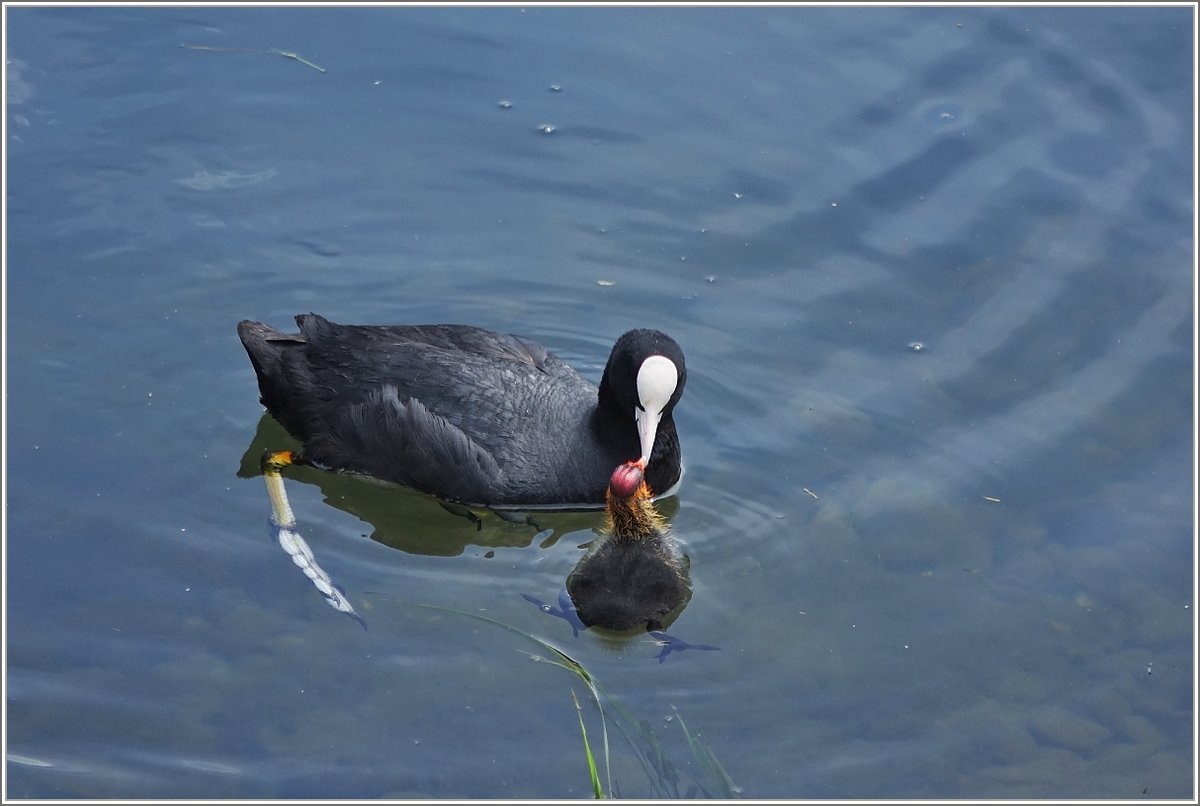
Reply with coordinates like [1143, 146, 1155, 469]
[404, 600, 737, 799]
[571, 690, 605, 799]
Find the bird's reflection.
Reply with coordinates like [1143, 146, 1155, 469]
[238, 413, 628, 556]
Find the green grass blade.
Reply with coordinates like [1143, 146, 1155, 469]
[594, 687, 614, 795]
[571, 690, 605, 799]
[406, 600, 585, 673]
[671, 705, 739, 798]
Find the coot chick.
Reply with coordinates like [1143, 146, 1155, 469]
[237, 314, 685, 509]
[565, 461, 692, 633]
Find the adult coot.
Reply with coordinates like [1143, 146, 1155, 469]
[565, 461, 692, 632]
[237, 314, 685, 509]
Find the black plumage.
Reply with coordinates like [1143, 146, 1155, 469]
[237, 314, 685, 509]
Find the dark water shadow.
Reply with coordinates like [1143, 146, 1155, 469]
[238, 413, 604, 555]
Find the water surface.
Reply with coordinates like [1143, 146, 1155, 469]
[5, 5, 1195, 799]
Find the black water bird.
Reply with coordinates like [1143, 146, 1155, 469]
[565, 461, 693, 633]
[237, 314, 685, 509]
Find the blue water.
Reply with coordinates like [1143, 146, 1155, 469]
[5, 5, 1195, 799]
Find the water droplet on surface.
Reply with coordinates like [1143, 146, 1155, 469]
[921, 101, 963, 127]
[497, 99, 512, 109]
[548, 84, 562, 92]
[908, 341, 925, 352]
[537, 123, 555, 134]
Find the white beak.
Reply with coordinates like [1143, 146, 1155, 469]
[635, 406, 662, 466]
[634, 355, 678, 465]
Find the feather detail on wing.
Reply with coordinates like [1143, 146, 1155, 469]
[305, 384, 503, 503]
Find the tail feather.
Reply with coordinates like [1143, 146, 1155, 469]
[237, 319, 309, 430]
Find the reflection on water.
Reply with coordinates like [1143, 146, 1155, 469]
[260, 450, 367, 630]
[237, 412, 679, 556]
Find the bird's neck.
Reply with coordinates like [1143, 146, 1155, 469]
[604, 486, 668, 542]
